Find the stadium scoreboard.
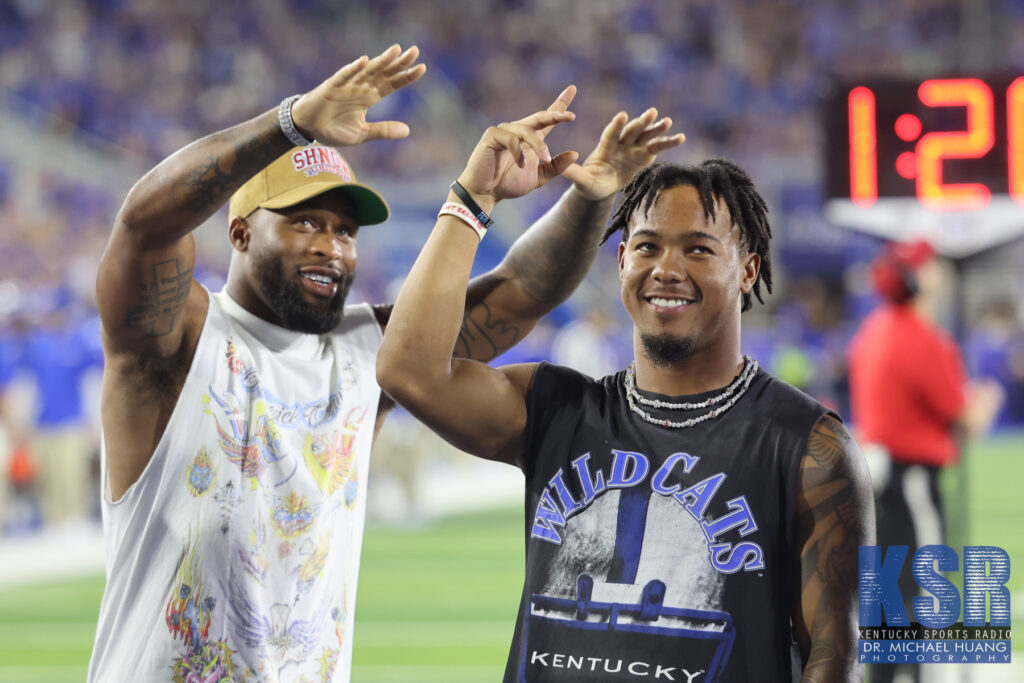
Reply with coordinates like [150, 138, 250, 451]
[824, 75, 1024, 256]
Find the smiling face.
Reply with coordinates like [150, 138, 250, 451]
[617, 184, 760, 367]
[228, 189, 360, 334]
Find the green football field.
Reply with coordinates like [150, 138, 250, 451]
[0, 434, 1020, 682]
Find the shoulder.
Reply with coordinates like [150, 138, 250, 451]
[797, 412, 874, 545]
[748, 368, 833, 430]
[805, 414, 862, 473]
[800, 414, 873, 526]
[529, 361, 607, 402]
[332, 302, 385, 342]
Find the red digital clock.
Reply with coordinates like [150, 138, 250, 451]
[824, 76, 1024, 256]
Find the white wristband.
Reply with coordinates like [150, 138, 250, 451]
[438, 201, 487, 241]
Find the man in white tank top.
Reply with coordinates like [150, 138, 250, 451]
[89, 44, 684, 681]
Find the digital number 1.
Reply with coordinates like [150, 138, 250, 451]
[1009, 77, 1024, 206]
[848, 87, 878, 207]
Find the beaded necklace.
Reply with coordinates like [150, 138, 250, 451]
[623, 355, 758, 429]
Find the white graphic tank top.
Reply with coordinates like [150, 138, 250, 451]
[89, 290, 382, 682]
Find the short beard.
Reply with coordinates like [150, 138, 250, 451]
[640, 332, 694, 367]
[253, 251, 353, 334]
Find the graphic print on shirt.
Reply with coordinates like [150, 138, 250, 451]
[167, 335, 370, 679]
[185, 446, 216, 497]
[225, 580, 329, 678]
[265, 489, 319, 539]
[294, 530, 332, 598]
[205, 384, 293, 489]
[302, 405, 365, 506]
[523, 448, 766, 682]
[237, 512, 269, 584]
[166, 532, 237, 683]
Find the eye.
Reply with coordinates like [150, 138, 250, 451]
[335, 225, 358, 240]
[635, 241, 658, 253]
[294, 217, 317, 231]
[688, 244, 714, 255]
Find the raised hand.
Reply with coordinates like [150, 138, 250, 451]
[562, 107, 685, 200]
[290, 44, 427, 146]
[456, 88, 580, 208]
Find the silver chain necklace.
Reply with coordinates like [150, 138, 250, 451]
[623, 356, 758, 429]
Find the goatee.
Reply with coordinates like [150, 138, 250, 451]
[253, 251, 353, 334]
[640, 332, 694, 367]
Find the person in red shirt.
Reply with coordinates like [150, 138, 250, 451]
[848, 240, 1003, 683]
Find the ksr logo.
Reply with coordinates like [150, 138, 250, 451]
[859, 545, 1011, 628]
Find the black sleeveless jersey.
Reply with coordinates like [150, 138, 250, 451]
[503, 362, 833, 683]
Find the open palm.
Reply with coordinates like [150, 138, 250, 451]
[564, 108, 686, 200]
[291, 44, 427, 146]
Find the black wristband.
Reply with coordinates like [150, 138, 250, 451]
[450, 180, 494, 229]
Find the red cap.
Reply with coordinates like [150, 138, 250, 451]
[870, 240, 935, 303]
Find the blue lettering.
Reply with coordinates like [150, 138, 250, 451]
[673, 472, 725, 520]
[859, 545, 909, 626]
[608, 450, 649, 488]
[570, 453, 607, 505]
[700, 496, 758, 542]
[650, 452, 699, 496]
[913, 545, 960, 628]
[548, 469, 584, 517]
[530, 489, 567, 544]
[709, 541, 765, 573]
[963, 546, 1011, 627]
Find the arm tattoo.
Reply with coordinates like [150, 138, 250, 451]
[456, 301, 520, 360]
[175, 122, 284, 218]
[802, 640, 839, 683]
[797, 415, 870, 682]
[502, 192, 610, 304]
[124, 258, 192, 337]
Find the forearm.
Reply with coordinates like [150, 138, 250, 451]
[378, 201, 482, 402]
[498, 185, 612, 308]
[117, 109, 291, 246]
[454, 186, 611, 362]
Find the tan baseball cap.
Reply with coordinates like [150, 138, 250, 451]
[229, 143, 389, 225]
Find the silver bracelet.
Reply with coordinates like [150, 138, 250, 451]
[278, 94, 314, 147]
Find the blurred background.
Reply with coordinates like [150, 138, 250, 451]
[0, 0, 1021, 681]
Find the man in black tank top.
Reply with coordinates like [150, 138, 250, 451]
[378, 116, 874, 682]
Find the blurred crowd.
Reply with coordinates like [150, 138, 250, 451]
[2, 0, 1024, 533]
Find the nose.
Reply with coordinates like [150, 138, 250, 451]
[309, 231, 353, 262]
[651, 250, 685, 284]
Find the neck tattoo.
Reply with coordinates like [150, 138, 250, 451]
[623, 355, 758, 429]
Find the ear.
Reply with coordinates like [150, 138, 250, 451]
[229, 216, 251, 252]
[739, 252, 760, 294]
[617, 241, 626, 279]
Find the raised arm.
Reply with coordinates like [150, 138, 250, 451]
[96, 44, 425, 358]
[454, 87, 685, 362]
[377, 94, 684, 464]
[97, 45, 425, 500]
[377, 104, 579, 465]
[794, 414, 875, 682]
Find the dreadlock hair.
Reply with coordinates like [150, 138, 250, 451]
[601, 159, 773, 313]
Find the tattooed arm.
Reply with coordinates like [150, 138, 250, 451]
[794, 414, 875, 682]
[378, 93, 684, 463]
[97, 46, 425, 499]
[97, 45, 424, 358]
